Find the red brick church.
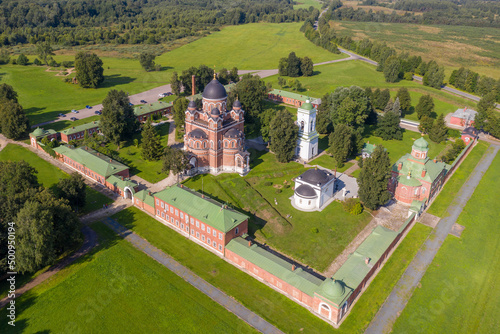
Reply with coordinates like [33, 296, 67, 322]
[184, 76, 250, 175]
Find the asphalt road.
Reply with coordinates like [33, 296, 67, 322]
[365, 144, 500, 334]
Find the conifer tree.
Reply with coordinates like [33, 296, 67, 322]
[429, 114, 447, 143]
[358, 145, 391, 210]
[376, 110, 402, 140]
[392, 97, 401, 116]
[0, 99, 30, 140]
[328, 124, 354, 167]
[416, 94, 434, 119]
[384, 99, 394, 113]
[396, 87, 411, 113]
[141, 119, 163, 161]
[170, 71, 181, 96]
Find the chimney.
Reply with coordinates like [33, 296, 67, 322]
[201, 194, 205, 198]
[109, 159, 112, 162]
[121, 176, 124, 181]
[97, 153, 100, 156]
[367, 141, 369, 144]
[248, 240, 252, 247]
[365, 257, 370, 265]
[433, 159, 437, 163]
[292, 264, 296, 271]
[398, 162, 402, 171]
[192, 75, 196, 96]
[180, 184, 183, 188]
[148, 191, 152, 196]
[421, 169, 426, 177]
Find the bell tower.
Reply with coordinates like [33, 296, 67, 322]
[296, 99, 319, 161]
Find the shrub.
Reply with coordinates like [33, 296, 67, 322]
[447, 128, 461, 138]
[275, 189, 282, 194]
[311, 227, 319, 233]
[350, 202, 363, 215]
[33, 58, 42, 66]
[283, 184, 290, 189]
[263, 181, 273, 186]
[403, 72, 414, 81]
[62, 61, 74, 68]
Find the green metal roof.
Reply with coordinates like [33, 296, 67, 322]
[331, 226, 398, 305]
[362, 143, 376, 155]
[397, 174, 422, 187]
[413, 137, 429, 151]
[106, 174, 136, 192]
[269, 89, 318, 103]
[53, 145, 129, 178]
[410, 200, 424, 213]
[30, 127, 57, 138]
[392, 153, 447, 184]
[154, 185, 248, 233]
[61, 121, 100, 136]
[135, 189, 155, 207]
[134, 101, 173, 117]
[226, 237, 323, 296]
[300, 100, 314, 110]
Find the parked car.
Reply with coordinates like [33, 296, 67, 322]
[94, 110, 102, 115]
[140, 99, 147, 104]
[129, 102, 134, 106]
[166, 92, 173, 96]
[71, 109, 79, 113]
[86, 105, 92, 109]
[58, 113, 66, 117]
[158, 93, 166, 98]
[70, 117, 77, 121]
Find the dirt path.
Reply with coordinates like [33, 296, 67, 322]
[0, 225, 98, 309]
[365, 144, 500, 334]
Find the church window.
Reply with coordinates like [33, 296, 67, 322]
[415, 188, 419, 195]
[210, 141, 214, 149]
[308, 200, 311, 205]
[196, 142, 200, 149]
[235, 227, 239, 235]
[203, 142, 206, 149]
[300, 121, 304, 131]
[225, 141, 228, 148]
[237, 159, 242, 167]
[231, 141, 235, 148]
[422, 188, 426, 194]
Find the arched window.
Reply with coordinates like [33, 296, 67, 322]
[237, 158, 242, 167]
[196, 142, 200, 149]
[231, 141, 235, 148]
[225, 141, 228, 148]
[210, 141, 214, 149]
[203, 141, 206, 149]
[300, 120, 304, 131]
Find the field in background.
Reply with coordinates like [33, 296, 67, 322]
[0, 222, 255, 334]
[393, 149, 500, 333]
[294, 0, 323, 10]
[330, 20, 500, 78]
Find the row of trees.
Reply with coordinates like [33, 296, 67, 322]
[170, 65, 240, 96]
[0, 0, 316, 47]
[449, 67, 500, 102]
[278, 52, 314, 77]
[0, 83, 30, 140]
[0, 162, 84, 274]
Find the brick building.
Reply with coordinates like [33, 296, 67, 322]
[184, 77, 250, 175]
[449, 107, 477, 128]
[29, 127, 59, 148]
[268, 89, 321, 108]
[134, 101, 173, 123]
[60, 121, 100, 143]
[461, 127, 478, 145]
[53, 145, 138, 198]
[388, 137, 448, 205]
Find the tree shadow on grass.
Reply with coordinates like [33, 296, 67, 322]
[248, 149, 266, 169]
[100, 75, 135, 89]
[0, 295, 36, 333]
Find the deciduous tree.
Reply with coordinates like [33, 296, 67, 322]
[269, 109, 298, 163]
[170, 71, 181, 96]
[139, 52, 156, 71]
[36, 41, 53, 65]
[17, 53, 29, 65]
[383, 55, 401, 83]
[301, 56, 314, 76]
[396, 87, 411, 113]
[100, 90, 138, 147]
[329, 86, 371, 128]
[418, 116, 434, 134]
[75, 52, 104, 88]
[416, 94, 434, 119]
[56, 173, 86, 210]
[328, 124, 354, 167]
[0, 99, 30, 139]
[429, 114, 447, 143]
[162, 146, 189, 177]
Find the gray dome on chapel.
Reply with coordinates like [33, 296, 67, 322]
[299, 169, 330, 185]
[294, 184, 317, 198]
[202, 79, 227, 100]
[210, 107, 221, 116]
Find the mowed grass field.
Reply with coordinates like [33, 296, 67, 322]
[0, 22, 344, 125]
[264, 60, 476, 121]
[427, 141, 490, 217]
[294, 0, 323, 9]
[392, 149, 500, 334]
[183, 149, 372, 272]
[0, 144, 112, 213]
[330, 21, 500, 78]
[0, 222, 256, 334]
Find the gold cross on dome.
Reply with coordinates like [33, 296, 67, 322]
[213, 65, 216, 79]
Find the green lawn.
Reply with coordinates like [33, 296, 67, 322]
[362, 126, 448, 164]
[391, 90, 460, 122]
[0, 144, 112, 213]
[105, 122, 170, 183]
[393, 149, 500, 334]
[0, 222, 256, 333]
[309, 154, 354, 171]
[183, 150, 372, 271]
[294, 0, 323, 10]
[427, 141, 490, 217]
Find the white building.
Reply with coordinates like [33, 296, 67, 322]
[292, 168, 336, 211]
[296, 99, 319, 161]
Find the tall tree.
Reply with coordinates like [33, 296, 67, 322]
[162, 146, 189, 177]
[141, 119, 163, 161]
[259, 108, 276, 142]
[329, 86, 371, 128]
[376, 111, 403, 140]
[383, 99, 394, 113]
[100, 90, 138, 147]
[383, 55, 401, 83]
[139, 52, 156, 71]
[229, 74, 267, 129]
[173, 97, 189, 130]
[396, 87, 411, 113]
[416, 94, 434, 119]
[358, 145, 391, 210]
[392, 97, 401, 116]
[170, 71, 181, 96]
[56, 173, 86, 211]
[36, 41, 53, 65]
[0, 83, 18, 102]
[429, 114, 447, 143]
[423, 61, 445, 89]
[0, 99, 30, 139]
[301, 56, 314, 76]
[75, 52, 104, 88]
[375, 89, 390, 110]
[278, 57, 288, 76]
[418, 116, 434, 134]
[269, 109, 298, 163]
[17, 53, 29, 65]
[229, 67, 240, 83]
[328, 124, 354, 167]
[218, 68, 230, 85]
[286, 52, 301, 77]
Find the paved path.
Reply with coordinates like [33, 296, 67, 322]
[0, 226, 98, 309]
[103, 217, 284, 334]
[365, 144, 500, 334]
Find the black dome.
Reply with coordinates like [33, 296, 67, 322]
[295, 184, 317, 198]
[210, 107, 221, 116]
[224, 128, 240, 138]
[233, 100, 242, 108]
[202, 79, 227, 100]
[300, 169, 330, 185]
[188, 129, 207, 139]
[188, 100, 197, 109]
